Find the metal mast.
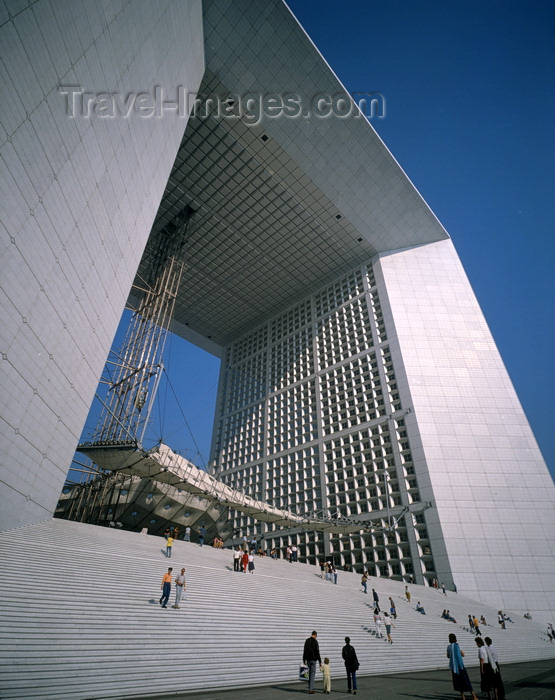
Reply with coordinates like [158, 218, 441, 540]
[91, 206, 194, 447]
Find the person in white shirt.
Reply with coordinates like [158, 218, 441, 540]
[475, 637, 494, 699]
[373, 608, 382, 638]
[485, 637, 505, 700]
[172, 567, 186, 608]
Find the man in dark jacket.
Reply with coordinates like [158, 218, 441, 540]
[303, 630, 321, 694]
[342, 636, 360, 694]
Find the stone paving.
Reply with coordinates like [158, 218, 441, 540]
[140, 658, 555, 699]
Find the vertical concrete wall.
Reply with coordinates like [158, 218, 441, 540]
[0, 0, 205, 530]
[375, 239, 555, 620]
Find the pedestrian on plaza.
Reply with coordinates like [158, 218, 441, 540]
[405, 585, 411, 602]
[389, 596, 397, 619]
[159, 567, 172, 608]
[342, 636, 359, 695]
[332, 564, 338, 585]
[473, 616, 482, 636]
[446, 633, 478, 700]
[485, 636, 506, 700]
[468, 615, 475, 634]
[475, 637, 495, 699]
[248, 551, 255, 573]
[163, 528, 170, 540]
[383, 611, 395, 643]
[442, 582, 447, 595]
[497, 611, 505, 629]
[242, 549, 249, 573]
[302, 630, 322, 694]
[184, 526, 191, 542]
[373, 608, 382, 638]
[165, 535, 173, 558]
[172, 567, 186, 609]
[361, 571, 368, 594]
[198, 525, 205, 546]
[321, 657, 331, 694]
[233, 546, 242, 572]
[372, 588, 380, 611]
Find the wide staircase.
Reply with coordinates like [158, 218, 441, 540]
[0, 519, 553, 699]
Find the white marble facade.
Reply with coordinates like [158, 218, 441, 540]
[0, 0, 204, 530]
[375, 239, 555, 618]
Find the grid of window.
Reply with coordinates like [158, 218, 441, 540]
[270, 327, 314, 391]
[226, 354, 267, 412]
[365, 265, 377, 289]
[230, 326, 268, 364]
[316, 297, 373, 368]
[265, 529, 325, 563]
[266, 447, 320, 512]
[320, 414, 428, 578]
[314, 269, 364, 318]
[267, 381, 317, 454]
[381, 346, 402, 413]
[329, 525, 414, 578]
[320, 353, 384, 435]
[270, 299, 312, 343]
[220, 463, 264, 500]
[212, 260, 435, 584]
[395, 417, 420, 503]
[323, 422, 395, 511]
[368, 288, 387, 342]
[219, 404, 264, 468]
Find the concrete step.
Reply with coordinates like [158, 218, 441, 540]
[0, 519, 553, 699]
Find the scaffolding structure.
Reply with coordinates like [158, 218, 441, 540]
[92, 207, 193, 446]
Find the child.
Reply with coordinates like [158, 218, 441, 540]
[321, 657, 331, 694]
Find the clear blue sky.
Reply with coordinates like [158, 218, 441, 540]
[80, 0, 554, 480]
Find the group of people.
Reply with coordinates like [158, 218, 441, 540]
[447, 632, 505, 700]
[430, 578, 447, 595]
[497, 610, 513, 629]
[286, 545, 299, 562]
[320, 560, 338, 583]
[162, 524, 199, 550]
[157, 530, 540, 699]
[232, 546, 256, 573]
[302, 627, 507, 697]
[373, 609, 395, 643]
[211, 536, 224, 548]
[159, 566, 186, 609]
[302, 631, 360, 695]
